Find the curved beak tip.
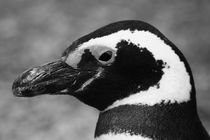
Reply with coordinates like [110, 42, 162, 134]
[12, 59, 97, 97]
[12, 59, 84, 97]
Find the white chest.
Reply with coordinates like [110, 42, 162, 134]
[95, 133, 152, 140]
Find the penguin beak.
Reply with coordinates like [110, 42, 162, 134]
[12, 59, 96, 97]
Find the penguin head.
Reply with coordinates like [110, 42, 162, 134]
[12, 20, 194, 111]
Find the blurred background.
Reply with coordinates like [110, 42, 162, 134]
[0, 0, 209, 140]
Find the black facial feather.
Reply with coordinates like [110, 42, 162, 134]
[74, 40, 165, 110]
[112, 40, 165, 91]
[77, 49, 99, 70]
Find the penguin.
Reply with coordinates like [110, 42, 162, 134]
[12, 20, 210, 140]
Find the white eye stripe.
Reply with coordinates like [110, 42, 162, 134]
[65, 45, 116, 68]
[65, 49, 84, 69]
[78, 29, 176, 62]
[88, 45, 116, 60]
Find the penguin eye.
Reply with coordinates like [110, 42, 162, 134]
[98, 51, 113, 62]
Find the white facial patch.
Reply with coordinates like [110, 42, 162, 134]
[95, 133, 152, 140]
[65, 49, 84, 69]
[77, 29, 191, 108]
[65, 45, 116, 69]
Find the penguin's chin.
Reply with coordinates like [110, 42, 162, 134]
[12, 59, 97, 97]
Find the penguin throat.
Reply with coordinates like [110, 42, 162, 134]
[95, 101, 203, 140]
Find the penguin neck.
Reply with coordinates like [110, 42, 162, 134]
[94, 100, 207, 140]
